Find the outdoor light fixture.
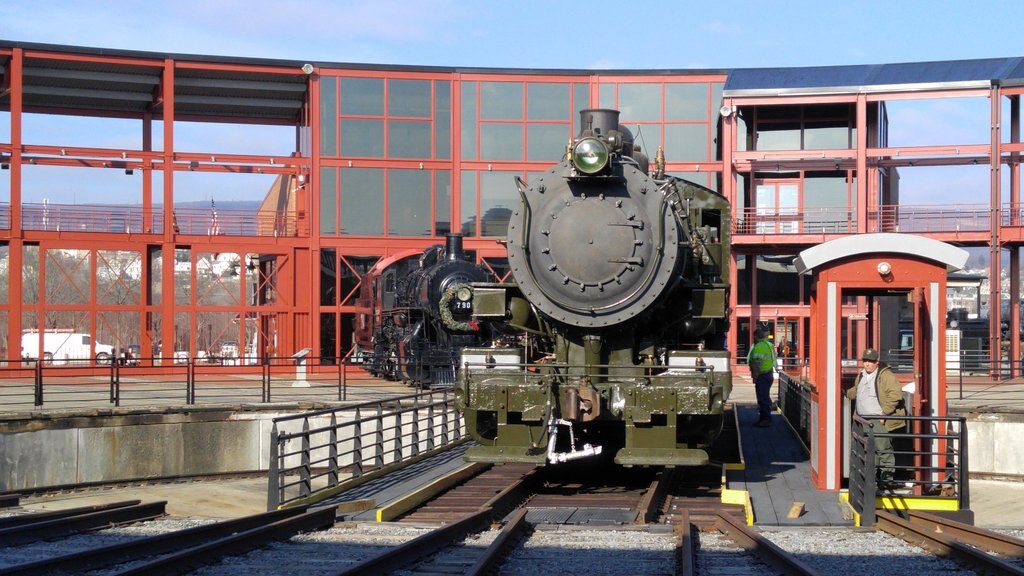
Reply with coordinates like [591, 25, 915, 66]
[877, 261, 892, 276]
[719, 105, 734, 117]
[301, 63, 314, 75]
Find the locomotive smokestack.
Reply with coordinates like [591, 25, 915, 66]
[445, 233, 464, 261]
[579, 109, 619, 137]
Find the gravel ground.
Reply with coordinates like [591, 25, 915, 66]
[761, 526, 973, 575]
[3, 515, 1022, 575]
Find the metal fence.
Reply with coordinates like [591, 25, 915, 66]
[847, 413, 969, 526]
[266, 390, 464, 510]
[0, 355, 409, 412]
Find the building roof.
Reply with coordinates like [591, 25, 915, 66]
[724, 56, 1024, 97]
[3, 39, 1023, 121]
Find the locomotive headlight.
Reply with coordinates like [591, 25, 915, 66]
[456, 285, 473, 302]
[571, 137, 609, 174]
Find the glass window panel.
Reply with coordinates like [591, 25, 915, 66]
[665, 124, 709, 162]
[672, 172, 718, 193]
[22, 244, 39, 305]
[320, 248, 336, 306]
[480, 123, 523, 161]
[320, 167, 337, 235]
[632, 124, 661, 161]
[341, 119, 384, 157]
[460, 171, 477, 236]
[618, 83, 661, 122]
[711, 82, 724, 115]
[480, 82, 522, 120]
[461, 81, 477, 161]
[599, 83, 615, 109]
[755, 255, 801, 305]
[666, 83, 708, 121]
[319, 78, 337, 156]
[340, 77, 384, 116]
[388, 120, 432, 158]
[435, 80, 451, 160]
[527, 83, 569, 120]
[387, 79, 431, 118]
[480, 171, 518, 237]
[388, 169, 432, 236]
[527, 123, 570, 162]
[341, 168, 383, 235]
[805, 125, 850, 149]
[803, 174, 851, 233]
[756, 123, 800, 150]
[435, 170, 451, 236]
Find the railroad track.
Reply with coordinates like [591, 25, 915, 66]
[875, 509, 1024, 575]
[0, 501, 335, 575]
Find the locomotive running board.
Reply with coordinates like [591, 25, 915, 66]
[614, 448, 710, 467]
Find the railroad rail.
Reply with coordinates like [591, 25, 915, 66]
[0, 503, 335, 575]
[876, 509, 1024, 575]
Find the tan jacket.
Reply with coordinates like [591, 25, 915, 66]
[846, 363, 907, 431]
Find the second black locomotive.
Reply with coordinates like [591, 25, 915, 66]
[355, 234, 492, 387]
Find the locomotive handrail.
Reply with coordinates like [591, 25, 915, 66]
[514, 175, 532, 252]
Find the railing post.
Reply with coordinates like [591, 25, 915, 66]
[375, 403, 385, 470]
[411, 395, 421, 458]
[300, 418, 311, 498]
[958, 416, 970, 510]
[187, 358, 195, 404]
[353, 407, 363, 478]
[34, 359, 43, 407]
[263, 362, 271, 403]
[393, 408, 403, 464]
[441, 393, 450, 445]
[110, 354, 120, 407]
[328, 413, 338, 488]
[427, 401, 436, 451]
[267, 422, 280, 511]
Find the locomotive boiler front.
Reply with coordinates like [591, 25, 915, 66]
[506, 109, 680, 328]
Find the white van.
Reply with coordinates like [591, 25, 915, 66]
[21, 330, 115, 364]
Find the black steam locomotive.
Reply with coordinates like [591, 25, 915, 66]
[355, 234, 492, 387]
[455, 109, 732, 467]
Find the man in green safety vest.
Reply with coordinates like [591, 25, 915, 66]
[747, 327, 777, 427]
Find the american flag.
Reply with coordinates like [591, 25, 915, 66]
[209, 199, 221, 235]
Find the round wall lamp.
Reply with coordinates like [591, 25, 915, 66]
[876, 261, 892, 276]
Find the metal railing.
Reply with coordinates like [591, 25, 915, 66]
[0, 355, 397, 411]
[4, 201, 307, 237]
[732, 202, 1010, 236]
[266, 390, 463, 510]
[777, 371, 813, 450]
[847, 413, 969, 526]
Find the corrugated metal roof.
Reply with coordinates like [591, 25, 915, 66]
[724, 57, 1024, 96]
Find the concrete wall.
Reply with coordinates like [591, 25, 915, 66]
[961, 411, 1024, 478]
[0, 410, 279, 492]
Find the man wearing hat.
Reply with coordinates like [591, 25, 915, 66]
[846, 347, 907, 488]
[747, 328, 776, 427]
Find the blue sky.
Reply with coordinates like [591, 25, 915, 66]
[1, 0, 1022, 206]
[3, 0, 1022, 70]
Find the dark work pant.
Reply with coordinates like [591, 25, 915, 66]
[870, 420, 905, 482]
[754, 372, 774, 420]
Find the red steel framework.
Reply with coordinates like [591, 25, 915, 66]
[1, 42, 1022, 376]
